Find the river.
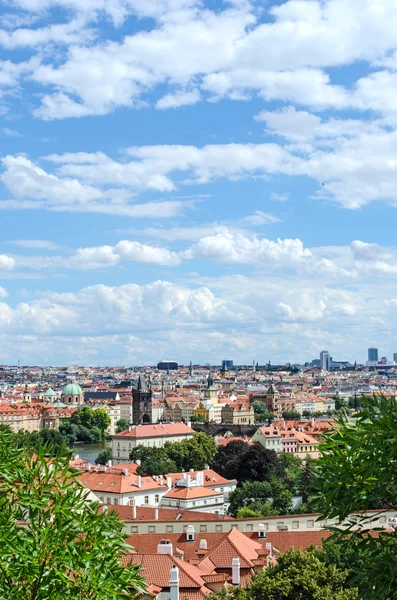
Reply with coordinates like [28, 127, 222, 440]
[71, 442, 110, 464]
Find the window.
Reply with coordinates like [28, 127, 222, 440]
[131, 526, 138, 533]
[292, 520, 299, 529]
[155, 495, 159, 503]
[166, 525, 173, 533]
[114, 498, 119, 505]
[246, 524, 253, 532]
[144, 496, 149, 504]
[307, 520, 314, 528]
[148, 526, 155, 533]
[215, 525, 222, 532]
[107, 497, 111, 504]
[200, 525, 207, 533]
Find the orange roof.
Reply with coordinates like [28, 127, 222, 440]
[78, 466, 167, 494]
[163, 486, 222, 500]
[101, 505, 233, 522]
[167, 469, 233, 487]
[113, 422, 194, 438]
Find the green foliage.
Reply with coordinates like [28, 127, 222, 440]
[236, 506, 262, 518]
[95, 447, 112, 465]
[252, 401, 274, 423]
[299, 456, 316, 503]
[282, 410, 301, 419]
[278, 452, 302, 494]
[116, 419, 130, 433]
[190, 414, 207, 423]
[70, 406, 111, 438]
[228, 480, 293, 517]
[130, 446, 177, 476]
[211, 442, 286, 484]
[130, 432, 216, 474]
[0, 425, 145, 600]
[164, 432, 217, 471]
[218, 549, 356, 600]
[313, 393, 397, 599]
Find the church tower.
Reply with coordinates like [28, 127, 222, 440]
[132, 375, 152, 425]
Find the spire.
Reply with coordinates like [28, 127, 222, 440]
[137, 374, 148, 392]
[207, 370, 213, 388]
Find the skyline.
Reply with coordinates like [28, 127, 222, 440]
[1, 0, 397, 364]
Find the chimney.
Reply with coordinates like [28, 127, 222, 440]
[232, 558, 240, 585]
[157, 539, 173, 554]
[186, 525, 195, 541]
[135, 459, 141, 466]
[85, 465, 91, 471]
[186, 474, 191, 488]
[204, 465, 209, 470]
[258, 523, 266, 539]
[137, 475, 142, 488]
[74, 454, 79, 460]
[167, 477, 172, 489]
[311, 417, 315, 427]
[265, 542, 273, 558]
[132, 504, 137, 519]
[107, 459, 112, 467]
[154, 508, 159, 520]
[199, 539, 207, 550]
[169, 565, 179, 600]
[122, 468, 128, 476]
[189, 468, 194, 472]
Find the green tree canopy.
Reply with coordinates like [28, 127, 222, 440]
[116, 418, 130, 433]
[95, 447, 112, 465]
[0, 426, 145, 600]
[228, 480, 293, 517]
[212, 442, 286, 484]
[165, 432, 217, 471]
[220, 548, 357, 600]
[252, 401, 274, 423]
[313, 393, 397, 599]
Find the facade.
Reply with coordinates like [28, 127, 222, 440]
[221, 401, 254, 425]
[320, 351, 330, 371]
[251, 426, 283, 452]
[158, 361, 178, 371]
[132, 375, 152, 425]
[368, 347, 379, 362]
[160, 485, 225, 514]
[61, 380, 84, 406]
[111, 422, 195, 462]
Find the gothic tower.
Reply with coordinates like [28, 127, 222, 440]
[132, 375, 152, 425]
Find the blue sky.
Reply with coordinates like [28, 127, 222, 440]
[0, 0, 397, 365]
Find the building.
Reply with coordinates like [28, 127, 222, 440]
[221, 401, 255, 425]
[221, 360, 234, 370]
[158, 361, 178, 371]
[61, 380, 84, 406]
[251, 426, 283, 453]
[132, 375, 152, 425]
[368, 347, 379, 362]
[111, 422, 195, 462]
[320, 351, 330, 371]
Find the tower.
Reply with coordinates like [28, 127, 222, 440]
[189, 361, 193, 377]
[132, 375, 152, 425]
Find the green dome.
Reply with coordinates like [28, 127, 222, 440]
[61, 381, 83, 396]
[45, 387, 56, 396]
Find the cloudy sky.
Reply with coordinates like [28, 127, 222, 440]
[0, 0, 397, 365]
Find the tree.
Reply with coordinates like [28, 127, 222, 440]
[130, 446, 177, 476]
[71, 405, 94, 429]
[213, 442, 286, 484]
[92, 408, 111, 433]
[95, 447, 112, 465]
[313, 394, 397, 600]
[282, 410, 301, 419]
[216, 549, 357, 600]
[278, 452, 303, 494]
[116, 418, 130, 433]
[165, 432, 217, 471]
[252, 401, 274, 423]
[299, 455, 316, 503]
[228, 480, 293, 517]
[0, 426, 145, 600]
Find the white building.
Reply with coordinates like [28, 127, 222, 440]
[111, 422, 195, 462]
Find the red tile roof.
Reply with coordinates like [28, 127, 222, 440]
[113, 423, 194, 438]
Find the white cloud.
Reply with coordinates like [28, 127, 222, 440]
[0, 255, 15, 271]
[9, 239, 59, 250]
[114, 240, 181, 266]
[0, 286, 8, 298]
[156, 89, 201, 109]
